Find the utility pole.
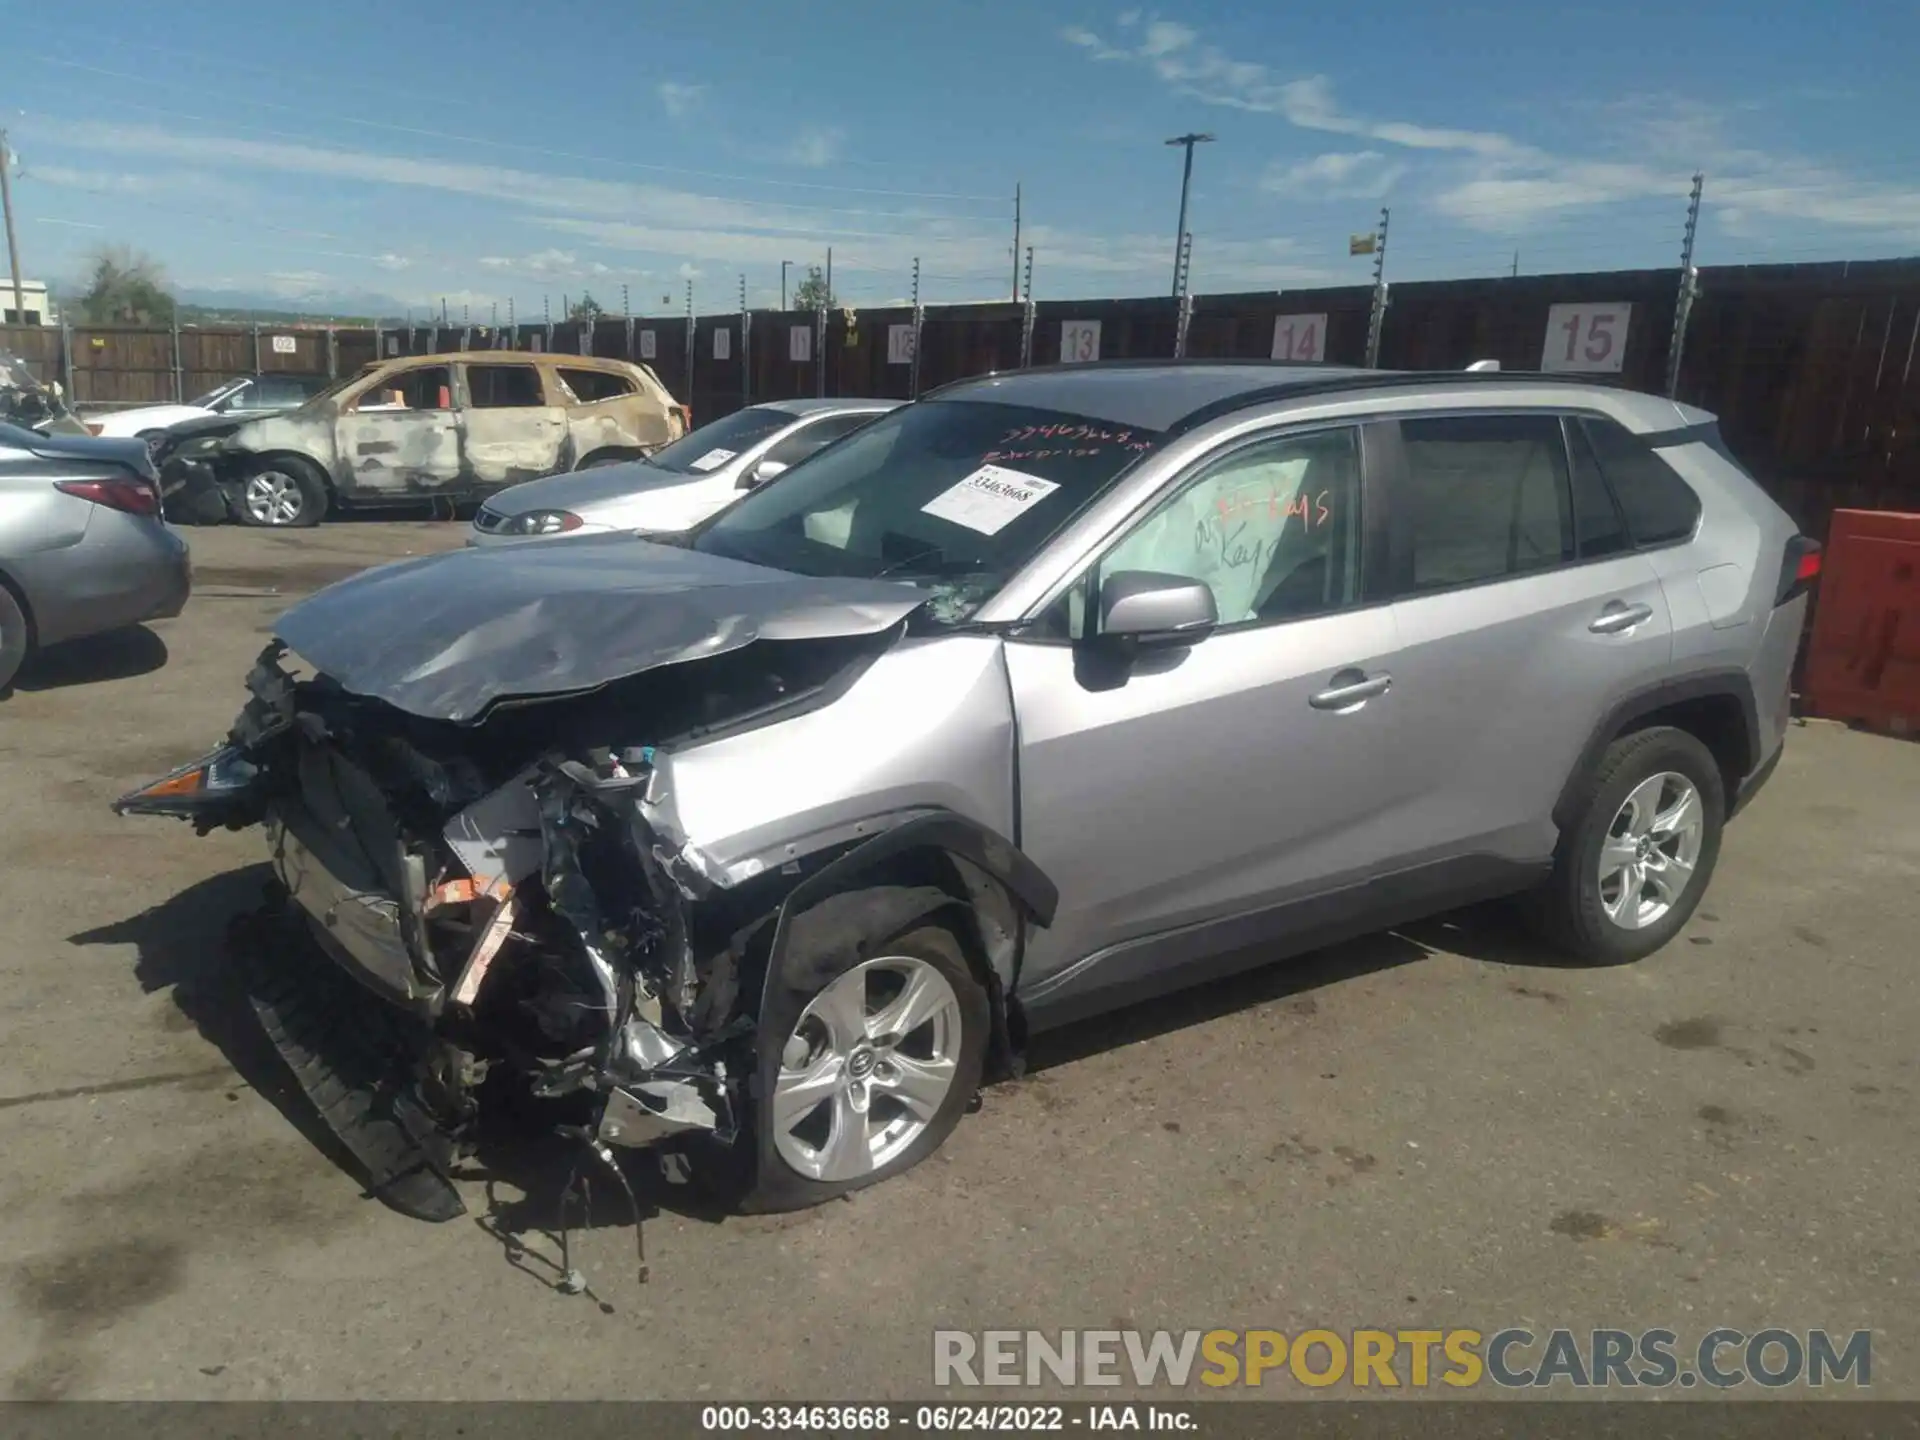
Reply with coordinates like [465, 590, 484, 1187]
[0, 132, 22, 326]
[1364, 206, 1391, 369]
[1023, 246, 1035, 303]
[1019, 248, 1037, 367]
[825, 247, 833, 304]
[781, 261, 792, 311]
[1666, 172, 1705, 399]
[1164, 132, 1215, 298]
[1012, 183, 1022, 301]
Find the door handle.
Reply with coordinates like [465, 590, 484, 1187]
[1309, 668, 1392, 711]
[1589, 601, 1654, 635]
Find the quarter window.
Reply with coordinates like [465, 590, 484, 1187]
[1397, 414, 1571, 592]
[1579, 417, 1701, 546]
[1097, 426, 1362, 630]
[558, 367, 636, 402]
[763, 411, 881, 468]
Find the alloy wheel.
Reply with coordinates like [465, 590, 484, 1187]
[244, 471, 306, 526]
[1597, 771, 1704, 931]
[771, 955, 964, 1182]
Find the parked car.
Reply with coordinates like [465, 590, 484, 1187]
[117, 361, 1814, 1233]
[83, 375, 329, 453]
[0, 352, 87, 436]
[470, 398, 899, 544]
[153, 351, 688, 528]
[1, 422, 191, 693]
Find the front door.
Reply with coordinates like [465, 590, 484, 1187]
[461, 362, 566, 487]
[336, 362, 461, 501]
[1371, 411, 1676, 865]
[1004, 423, 1409, 1022]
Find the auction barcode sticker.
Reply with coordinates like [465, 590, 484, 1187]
[920, 465, 1060, 536]
[689, 448, 737, 472]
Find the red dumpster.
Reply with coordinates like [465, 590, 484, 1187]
[1803, 508, 1920, 736]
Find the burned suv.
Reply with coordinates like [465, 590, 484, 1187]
[119, 362, 1814, 1226]
[157, 351, 687, 528]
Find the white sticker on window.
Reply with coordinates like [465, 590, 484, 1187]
[689, 447, 738, 472]
[920, 465, 1060, 536]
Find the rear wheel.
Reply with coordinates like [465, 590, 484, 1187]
[0, 582, 32, 693]
[238, 458, 329, 528]
[1533, 726, 1725, 964]
[714, 887, 990, 1214]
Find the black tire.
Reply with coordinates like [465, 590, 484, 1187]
[0, 581, 32, 694]
[236, 456, 329, 528]
[1532, 725, 1726, 965]
[710, 886, 990, 1215]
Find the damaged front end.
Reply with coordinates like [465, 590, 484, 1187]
[115, 626, 899, 1226]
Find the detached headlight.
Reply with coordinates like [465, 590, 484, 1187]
[500, 510, 585, 536]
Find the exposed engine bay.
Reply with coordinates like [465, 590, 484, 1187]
[122, 627, 907, 1243]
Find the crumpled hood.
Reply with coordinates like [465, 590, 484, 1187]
[484, 460, 692, 517]
[273, 534, 929, 723]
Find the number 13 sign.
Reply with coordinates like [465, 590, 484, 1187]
[1542, 303, 1631, 374]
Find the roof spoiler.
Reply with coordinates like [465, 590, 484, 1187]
[1465, 359, 1501, 372]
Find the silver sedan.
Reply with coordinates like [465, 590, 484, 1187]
[0, 423, 192, 693]
[469, 397, 898, 545]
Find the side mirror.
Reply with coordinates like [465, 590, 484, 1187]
[1097, 570, 1218, 649]
[739, 458, 788, 490]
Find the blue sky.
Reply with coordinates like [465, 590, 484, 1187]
[3, 0, 1915, 318]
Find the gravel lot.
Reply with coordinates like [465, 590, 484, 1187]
[1, 522, 1915, 1402]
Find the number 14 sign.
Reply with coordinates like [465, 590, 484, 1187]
[1542, 303, 1631, 374]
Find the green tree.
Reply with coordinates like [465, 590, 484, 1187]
[77, 245, 175, 324]
[569, 291, 605, 321]
[792, 265, 835, 310]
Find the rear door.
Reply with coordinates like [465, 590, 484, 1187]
[336, 362, 461, 500]
[460, 362, 566, 486]
[1372, 410, 1674, 865]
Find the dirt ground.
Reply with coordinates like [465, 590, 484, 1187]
[1, 522, 1915, 1402]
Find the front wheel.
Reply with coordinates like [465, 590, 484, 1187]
[237, 458, 329, 528]
[720, 887, 990, 1214]
[1533, 726, 1725, 964]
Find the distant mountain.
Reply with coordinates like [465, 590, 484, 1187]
[173, 285, 413, 326]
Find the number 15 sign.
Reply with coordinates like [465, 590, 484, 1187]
[1542, 303, 1631, 374]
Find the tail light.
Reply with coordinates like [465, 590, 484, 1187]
[676, 403, 693, 432]
[56, 476, 161, 517]
[1776, 534, 1822, 606]
[83, 421, 105, 436]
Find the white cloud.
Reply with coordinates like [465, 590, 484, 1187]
[658, 82, 704, 119]
[787, 127, 844, 169]
[1264, 151, 1404, 199]
[477, 248, 614, 281]
[373, 253, 412, 271]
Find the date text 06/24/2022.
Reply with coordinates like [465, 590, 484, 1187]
[701, 1405, 1194, 1432]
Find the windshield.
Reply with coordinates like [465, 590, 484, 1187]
[189, 378, 249, 408]
[692, 399, 1160, 624]
[646, 406, 795, 473]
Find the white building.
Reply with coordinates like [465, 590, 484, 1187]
[2, 281, 59, 326]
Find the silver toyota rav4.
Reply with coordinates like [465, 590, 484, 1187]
[118, 362, 1817, 1224]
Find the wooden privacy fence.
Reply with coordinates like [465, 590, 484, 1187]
[5, 257, 1916, 534]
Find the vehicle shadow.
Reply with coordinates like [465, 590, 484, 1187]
[12, 625, 168, 692]
[67, 865, 379, 1186]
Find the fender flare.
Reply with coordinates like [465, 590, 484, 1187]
[757, 811, 1058, 1017]
[1552, 669, 1761, 832]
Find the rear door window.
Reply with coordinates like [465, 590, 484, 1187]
[1565, 419, 1632, 559]
[1578, 417, 1701, 547]
[1394, 414, 1572, 594]
[465, 364, 547, 408]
